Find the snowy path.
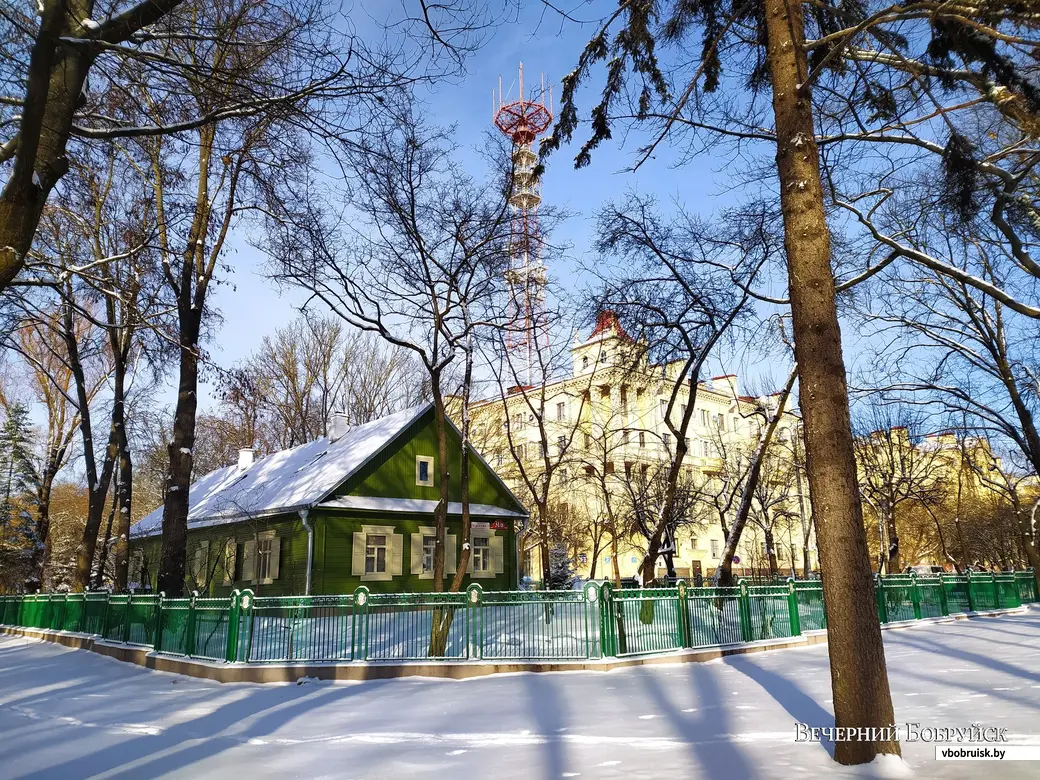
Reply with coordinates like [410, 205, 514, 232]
[1, 611, 1039, 780]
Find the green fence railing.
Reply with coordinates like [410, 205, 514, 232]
[1, 570, 1035, 665]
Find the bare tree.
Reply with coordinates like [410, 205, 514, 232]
[853, 407, 949, 574]
[858, 253, 1040, 586]
[273, 116, 512, 613]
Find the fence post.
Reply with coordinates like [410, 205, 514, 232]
[466, 584, 483, 661]
[787, 578, 802, 636]
[153, 592, 164, 650]
[225, 590, 241, 663]
[352, 587, 369, 662]
[123, 590, 133, 645]
[676, 580, 692, 648]
[875, 575, 889, 624]
[937, 573, 949, 616]
[909, 572, 922, 621]
[240, 589, 256, 663]
[583, 582, 602, 659]
[598, 582, 616, 657]
[185, 591, 198, 657]
[965, 571, 975, 612]
[990, 573, 1000, 610]
[101, 592, 111, 638]
[738, 580, 752, 642]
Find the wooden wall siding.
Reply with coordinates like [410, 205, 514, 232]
[339, 409, 522, 512]
[316, 511, 515, 594]
[130, 509, 517, 596]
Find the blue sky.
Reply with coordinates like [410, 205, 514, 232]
[201, 3, 789, 410]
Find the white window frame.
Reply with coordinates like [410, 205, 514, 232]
[363, 525, 394, 581]
[256, 530, 278, 585]
[415, 455, 434, 487]
[469, 532, 498, 580]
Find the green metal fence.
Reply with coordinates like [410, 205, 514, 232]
[1, 569, 1036, 665]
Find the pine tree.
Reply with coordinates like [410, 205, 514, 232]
[0, 403, 40, 591]
[546, 542, 578, 590]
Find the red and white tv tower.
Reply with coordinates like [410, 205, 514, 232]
[494, 63, 553, 384]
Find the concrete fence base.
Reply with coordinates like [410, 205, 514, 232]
[2, 605, 1030, 684]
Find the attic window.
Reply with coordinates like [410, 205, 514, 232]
[416, 456, 434, 487]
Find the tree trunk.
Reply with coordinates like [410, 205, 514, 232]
[765, 526, 779, 576]
[112, 440, 133, 592]
[886, 507, 901, 573]
[763, 0, 899, 763]
[1023, 499, 1040, 590]
[63, 296, 118, 592]
[34, 464, 56, 590]
[538, 502, 551, 585]
[93, 482, 119, 589]
[158, 309, 202, 597]
[714, 369, 797, 588]
[0, 3, 89, 293]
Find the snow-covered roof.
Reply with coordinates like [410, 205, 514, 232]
[131, 404, 430, 538]
[317, 496, 526, 518]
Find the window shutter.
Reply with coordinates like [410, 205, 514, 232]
[195, 543, 209, 584]
[269, 536, 281, 580]
[352, 532, 366, 576]
[410, 533, 423, 575]
[445, 535, 457, 574]
[390, 534, 403, 576]
[242, 540, 256, 583]
[491, 536, 505, 575]
[222, 541, 236, 584]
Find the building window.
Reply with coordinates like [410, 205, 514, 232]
[624, 461, 632, 478]
[472, 536, 491, 572]
[711, 539, 720, 558]
[663, 433, 671, 450]
[639, 431, 646, 448]
[496, 452, 504, 467]
[416, 455, 434, 486]
[257, 536, 273, 581]
[557, 401, 566, 421]
[559, 468, 568, 484]
[620, 389, 628, 415]
[700, 409, 709, 427]
[605, 461, 615, 475]
[691, 537, 699, 550]
[557, 435, 566, 455]
[366, 534, 388, 574]
[660, 399, 668, 419]
[622, 429, 630, 445]
[584, 432, 592, 448]
[422, 535, 436, 573]
[582, 355, 589, 370]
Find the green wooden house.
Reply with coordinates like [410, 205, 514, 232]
[129, 404, 527, 595]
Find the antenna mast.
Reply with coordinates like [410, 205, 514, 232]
[494, 63, 553, 385]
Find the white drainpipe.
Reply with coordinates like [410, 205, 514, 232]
[300, 508, 314, 595]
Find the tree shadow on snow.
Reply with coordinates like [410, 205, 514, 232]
[632, 663, 762, 779]
[13, 678, 396, 780]
[522, 671, 571, 780]
[723, 655, 836, 757]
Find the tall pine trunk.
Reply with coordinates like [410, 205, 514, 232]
[763, 0, 898, 763]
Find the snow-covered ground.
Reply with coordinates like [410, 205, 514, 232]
[1, 610, 1039, 779]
